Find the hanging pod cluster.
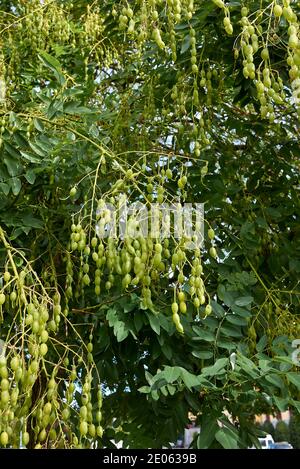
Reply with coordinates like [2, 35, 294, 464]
[0, 228, 103, 448]
[0, 0, 108, 97]
[67, 162, 217, 334]
[0, 1, 299, 119]
[113, 0, 300, 121]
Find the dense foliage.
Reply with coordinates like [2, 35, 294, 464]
[0, 0, 299, 449]
[274, 420, 290, 442]
[289, 413, 300, 448]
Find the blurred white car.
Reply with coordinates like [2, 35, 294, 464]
[258, 434, 275, 449]
[271, 441, 293, 449]
[250, 434, 275, 449]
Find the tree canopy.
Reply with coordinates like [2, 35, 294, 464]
[0, 0, 299, 449]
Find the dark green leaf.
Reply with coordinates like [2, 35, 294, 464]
[287, 372, 300, 389]
[163, 366, 181, 384]
[215, 427, 239, 449]
[197, 416, 218, 449]
[235, 296, 253, 307]
[10, 177, 21, 195]
[145, 312, 160, 334]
